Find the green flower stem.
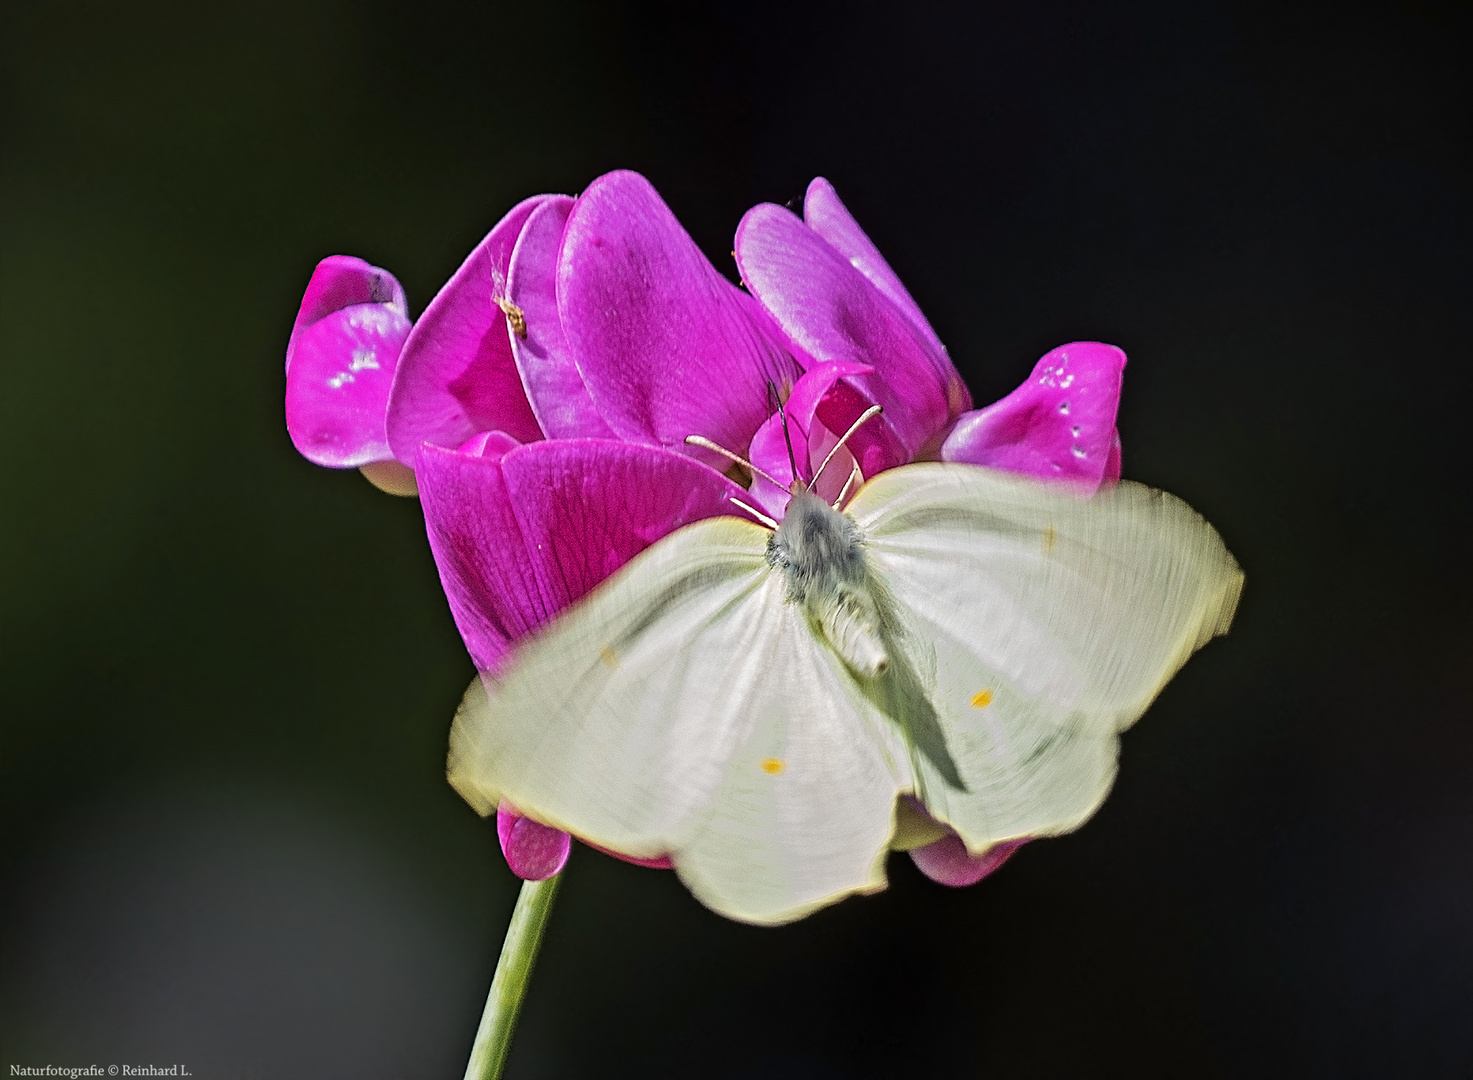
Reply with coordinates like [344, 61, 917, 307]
[463, 873, 562, 1080]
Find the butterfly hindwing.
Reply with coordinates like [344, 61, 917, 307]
[848, 463, 1243, 851]
[672, 572, 914, 922]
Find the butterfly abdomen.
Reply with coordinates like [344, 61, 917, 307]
[767, 492, 889, 678]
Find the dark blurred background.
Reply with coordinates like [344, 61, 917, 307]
[3, 0, 1470, 1075]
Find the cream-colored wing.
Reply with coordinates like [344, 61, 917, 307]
[846, 463, 1242, 852]
[448, 515, 914, 925]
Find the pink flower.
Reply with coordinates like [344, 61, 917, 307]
[284, 171, 1131, 893]
[734, 179, 1129, 885]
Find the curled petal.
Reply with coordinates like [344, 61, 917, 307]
[386, 196, 552, 464]
[802, 178, 955, 390]
[496, 803, 571, 881]
[285, 254, 407, 374]
[747, 360, 876, 516]
[507, 196, 614, 439]
[910, 834, 1027, 888]
[782, 360, 876, 436]
[736, 201, 958, 457]
[942, 342, 1127, 494]
[457, 429, 522, 460]
[284, 256, 412, 468]
[558, 171, 802, 467]
[417, 439, 748, 674]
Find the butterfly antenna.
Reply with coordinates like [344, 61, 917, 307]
[684, 435, 787, 491]
[832, 462, 863, 509]
[810, 404, 882, 490]
[728, 496, 779, 530]
[765, 379, 804, 494]
[777, 396, 802, 492]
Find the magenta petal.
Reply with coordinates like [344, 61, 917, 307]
[417, 439, 747, 673]
[496, 803, 571, 881]
[812, 377, 910, 479]
[507, 197, 615, 439]
[416, 445, 550, 673]
[558, 171, 802, 465]
[802, 178, 953, 377]
[386, 196, 552, 464]
[499, 439, 749, 613]
[942, 342, 1127, 494]
[735, 203, 957, 458]
[284, 257, 412, 468]
[910, 834, 1027, 887]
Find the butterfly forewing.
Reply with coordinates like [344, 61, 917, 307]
[449, 515, 914, 924]
[450, 517, 768, 844]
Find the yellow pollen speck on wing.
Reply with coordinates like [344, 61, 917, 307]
[760, 758, 785, 774]
[599, 647, 618, 670]
[1042, 526, 1057, 554]
[970, 689, 994, 708]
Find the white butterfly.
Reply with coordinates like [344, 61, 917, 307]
[449, 450, 1242, 925]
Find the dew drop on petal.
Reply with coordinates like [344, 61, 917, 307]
[1071, 445, 1087, 458]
